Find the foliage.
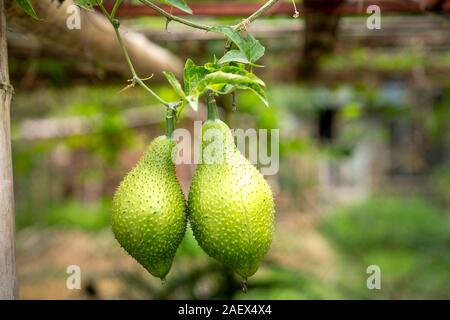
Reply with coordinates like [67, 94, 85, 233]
[167, 59, 268, 112]
[431, 165, 450, 204]
[320, 196, 450, 299]
[233, 266, 338, 300]
[101, 0, 271, 114]
[15, 0, 39, 19]
[321, 196, 449, 253]
[212, 26, 265, 65]
[120, 228, 332, 299]
[159, 0, 192, 14]
[13, 0, 450, 300]
[16, 200, 111, 231]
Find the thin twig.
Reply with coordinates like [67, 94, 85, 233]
[224, 0, 280, 51]
[110, 0, 123, 18]
[138, 0, 280, 32]
[234, 0, 280, 31]
[291, 0, 300, 18]
[101, 0, 280, 107]
[99, 2, 170, 107]
[139, 0, 212, 31]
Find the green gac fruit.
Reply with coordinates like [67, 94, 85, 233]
[112, 136, 186, 280]
[188, 118, 275, 279]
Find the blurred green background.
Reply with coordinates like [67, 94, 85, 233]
[7, 0, 450, 299]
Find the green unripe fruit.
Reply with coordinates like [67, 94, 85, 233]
[188, 119, 275, 279]
[112, 136, 186, 279]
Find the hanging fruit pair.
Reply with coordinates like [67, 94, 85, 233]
[111, 97, 275, 282]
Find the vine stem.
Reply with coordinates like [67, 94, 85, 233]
[138, 0, 280, 32]
[166, 108, 176, 138]
[139, 0, 212, 31]
[233, 0, 280, 30]
[206, 92, 219, 121]
[110, 0, 123, 18]
[100, 0, 280, 108]
[99, 2, 170, 107]
[224, 0, 280, 51]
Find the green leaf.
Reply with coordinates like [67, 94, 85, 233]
[182, 59, 268, 111]
[183, 59, 209, 95]
[160, 0, 192, 14]
[183, 59, 210, 111]
[203, 67, 268, 106]
[202, 70, 265, 88]
[16, 0, 39, 19]
[212, 26, 265, 63]
[236, 83, 269, 107]
[191, 68, 265, 107]
[204, 61, 220, 73]
[205, 83, 235, 95]
[218, 66, 265, 87]
[241, 33, 265, 63]
[185, 95, 199, 112]
[163, 71, 186, 99]
[218, 50, 251, 65]
[211, 26, 244, 51]
[73, 0, 100, 10]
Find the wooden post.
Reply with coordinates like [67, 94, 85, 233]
[299, 0, 343, 80]
[0, 0, 17, 300]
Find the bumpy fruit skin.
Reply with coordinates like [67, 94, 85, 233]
[112, 136, 186, 279]
[188, 119, 275, 278]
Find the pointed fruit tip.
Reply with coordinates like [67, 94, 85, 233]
[240, 279, 248, 293]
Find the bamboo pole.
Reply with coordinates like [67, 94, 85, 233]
[0, 0, 17, 300]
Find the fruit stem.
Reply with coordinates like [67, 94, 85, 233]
[166, 108, 176, 138]
[206, 92, 219, 121]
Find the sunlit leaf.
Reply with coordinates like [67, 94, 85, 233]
[218, 66, 265, 87]
[16, 0, 39, 19]
[183, 59, 209, 95]
[212, 26, 265, 63]
[236, 83, 269, 107]
[185, 95, 199, 111]
[218, 50, 251, 65]
[182, 59, 268, 110]
[163, 71, 186, 99]
[159, 0, 192, 14]
[73, 0, 100, 10]
[202, 70, 264, 88]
